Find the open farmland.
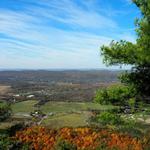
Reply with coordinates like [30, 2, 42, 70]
[6, 100, 114, 128]
[0, 70, 119, 130]
[11, 100, 38, 114]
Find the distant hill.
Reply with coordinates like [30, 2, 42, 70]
[0, 70, 121, 84]
[0, 70, 122, 102]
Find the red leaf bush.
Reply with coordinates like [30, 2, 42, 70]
[14, 126, 148, 150]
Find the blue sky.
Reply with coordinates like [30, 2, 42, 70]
[0, 0, 140, 69]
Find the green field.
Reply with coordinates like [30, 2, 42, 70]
[1, 100, 150, 135]
[11, 100, 38, 114]
[11, 100, 114, 115]
[7, 100, 115, 128]
[42, 112, 89, 128]
[0, 100, 147, 131]
[40, 101, 114, 113]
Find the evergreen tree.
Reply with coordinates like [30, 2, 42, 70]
[101, 0, 150, 98]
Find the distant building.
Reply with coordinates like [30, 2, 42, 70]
[27, 95, 34, 98]
[13, 94, 20, 97]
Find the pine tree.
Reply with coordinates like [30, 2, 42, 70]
[101, 0, 150, 99]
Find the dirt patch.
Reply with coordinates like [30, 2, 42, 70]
[0, 85, 12, 95]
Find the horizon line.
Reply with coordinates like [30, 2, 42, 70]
[0, 68, 126, 71]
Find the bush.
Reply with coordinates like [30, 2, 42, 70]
[0, 104, 12, 122]
[94, 85, 136, 105]
[0, 134, 29, 150]
[0, 135, 13, 150]
[8, 123, 26, 136]
[94, 88, 109, 105]
[96, 112, 123, 125]
[127, 98, 136, 113]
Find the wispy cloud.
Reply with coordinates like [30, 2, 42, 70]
[124, 0, 132, 5]
[23, 0, 118, 29]
[0, 0, 137, 69]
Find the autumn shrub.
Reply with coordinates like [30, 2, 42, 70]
[14, 126, 146, 150]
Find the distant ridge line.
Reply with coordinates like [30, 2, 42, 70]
[0, 68, 126, 72]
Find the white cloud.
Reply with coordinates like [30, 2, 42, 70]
[23, 0, 118, 29]
[0, 0, 136, 69]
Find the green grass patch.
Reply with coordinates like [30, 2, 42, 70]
[11, 100, 38, 114]
[9, 100, 115, 128]
[40, 102, 115, 128]
[42, 112, 89, 128]
[41, 101, 114, 114]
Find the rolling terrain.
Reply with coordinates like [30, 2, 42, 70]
[0, 70, 120, 102]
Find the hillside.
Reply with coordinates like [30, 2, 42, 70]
[0, 70, 121, 102]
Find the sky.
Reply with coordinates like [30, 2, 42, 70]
[0, 0, 140, 70]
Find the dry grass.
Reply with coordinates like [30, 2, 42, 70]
[0, 85, 12, 95]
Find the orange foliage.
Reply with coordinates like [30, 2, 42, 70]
[14, 126, 147, 150]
